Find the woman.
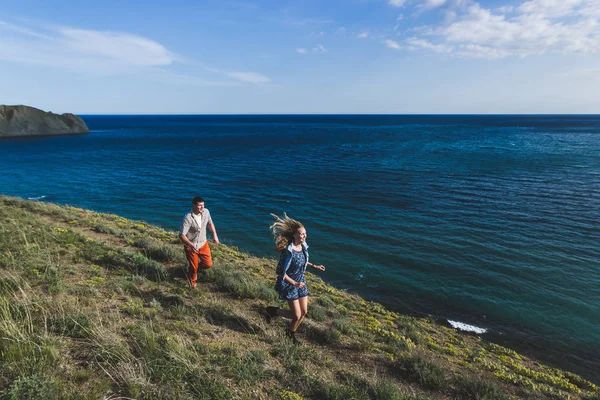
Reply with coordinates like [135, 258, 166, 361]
[265, 213, 326, 344]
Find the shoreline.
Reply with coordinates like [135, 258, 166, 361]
[0, 131, 89, 140]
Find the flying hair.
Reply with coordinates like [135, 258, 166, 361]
[270, 213, 304, 252]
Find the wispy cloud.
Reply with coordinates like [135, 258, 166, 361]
[152, 68, 241, 87]
[385, 39, 402, 49]
[227, 71, 271, 84]
[312, 44, 327, 53]
[0, 20, 176, 70]
[357, 32, 369, 39]
[263, 16, 334, 26]
[0, 18, 272, 85]
[296, 44, 327, 55]
[406, 37, 452, 53]
[389, 0, 408, 7]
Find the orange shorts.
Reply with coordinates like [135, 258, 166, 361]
[184, 242, 212, 286]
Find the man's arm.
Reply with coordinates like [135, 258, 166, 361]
[179, 233, 198, 253]
[208, 221, 219, 244]
[179, 216, 198, 252]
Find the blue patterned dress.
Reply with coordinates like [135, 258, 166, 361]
[275, 249, 309, 300]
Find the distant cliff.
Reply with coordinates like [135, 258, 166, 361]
[0, 105, 89, 138]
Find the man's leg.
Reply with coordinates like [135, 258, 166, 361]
[184, 246, 199, 287]
[197, 241, 213, 270]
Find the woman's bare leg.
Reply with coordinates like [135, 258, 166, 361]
[296, 296, 309, 327]
[287, 299, 303, 332]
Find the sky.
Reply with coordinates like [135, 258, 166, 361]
[1, 0, 599, 114]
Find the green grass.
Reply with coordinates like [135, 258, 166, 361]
[393, 353, 447, 390]
[1, 194, 598, 400]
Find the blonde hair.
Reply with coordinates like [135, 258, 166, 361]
[270, 213, 304, 252]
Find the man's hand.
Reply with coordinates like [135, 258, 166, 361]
[189, 245, 198, 253]
[213, 235, 220, 245]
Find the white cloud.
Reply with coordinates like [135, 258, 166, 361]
[59, 28, 174, 66]
[389, 0, 408, 7]
[406, 37, 452, 52]
[385, 39, 402, 49]
[404, 0, 600, 59]
[312, 44, 327, 53]
[227, 72, 271, 84]
[456, 43, 510, 59]
[423, 0, 448, 9]
[296, 44, 328, 54]
[0, 19, 272, 86]
[517, 0, 583, 18]
[357, 32, 369, 38]
[0, 20, 175, 69]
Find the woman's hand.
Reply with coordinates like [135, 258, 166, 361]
[313, 264, 325, 271]
[294, 281, 305, 289]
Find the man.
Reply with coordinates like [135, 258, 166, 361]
[179, 196, 220, 288]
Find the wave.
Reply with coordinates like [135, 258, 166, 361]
[448, 320, 488, 334]
[27, 195, 48, 201]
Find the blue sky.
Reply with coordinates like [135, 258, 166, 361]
[1, 0, 599, 114]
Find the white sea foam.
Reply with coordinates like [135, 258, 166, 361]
[448, 320, 487, 334]
[28, 195, 47, 201]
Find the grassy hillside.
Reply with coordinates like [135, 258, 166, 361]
[0, 195, 598, 400]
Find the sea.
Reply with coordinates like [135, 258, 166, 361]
[1, 115, 599, 382]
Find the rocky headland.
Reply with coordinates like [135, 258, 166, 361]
[0, 105, 89, 138]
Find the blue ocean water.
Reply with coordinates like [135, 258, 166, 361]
[1, 115, 599, 381]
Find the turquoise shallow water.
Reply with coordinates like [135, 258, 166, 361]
[1, 115, 599, 381]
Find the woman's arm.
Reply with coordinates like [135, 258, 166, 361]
[307, 262, 325, 271]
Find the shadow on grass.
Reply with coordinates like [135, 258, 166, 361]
[138, 288, 185, 307]
[193, 304, 263, 335]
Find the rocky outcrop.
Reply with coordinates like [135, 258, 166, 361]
[0, 105, 89, 138]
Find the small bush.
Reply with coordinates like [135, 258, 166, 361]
[270, 336, 309, 374]
[92, 223, 116, 235]
[0, 275, 21, 295]
[206, 266, 277, 301]
[2, 374, 58, 400]
[233, 350, 269, 384]
[332, 317, 355, 335]
[371, 379, 406, 400]
[1, 339, 60, 377]
[68, 284, 98, 298]
[308, 304, 327, 322]
[582, 393, 600, 400]
[277, 390, 304, 400]
[454, 376, 510, 400]
[316, 296, 335, 308]
[394, 354, 446, 390]
[133, 237, 181, 262]
[309, 378, 369, 400]
[82, 245, 166, 281]
[188, 376, 233, 400]
[48, 312, 90, 338]
[44, 266, 64, 294]
[305, 324, 341, 345]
